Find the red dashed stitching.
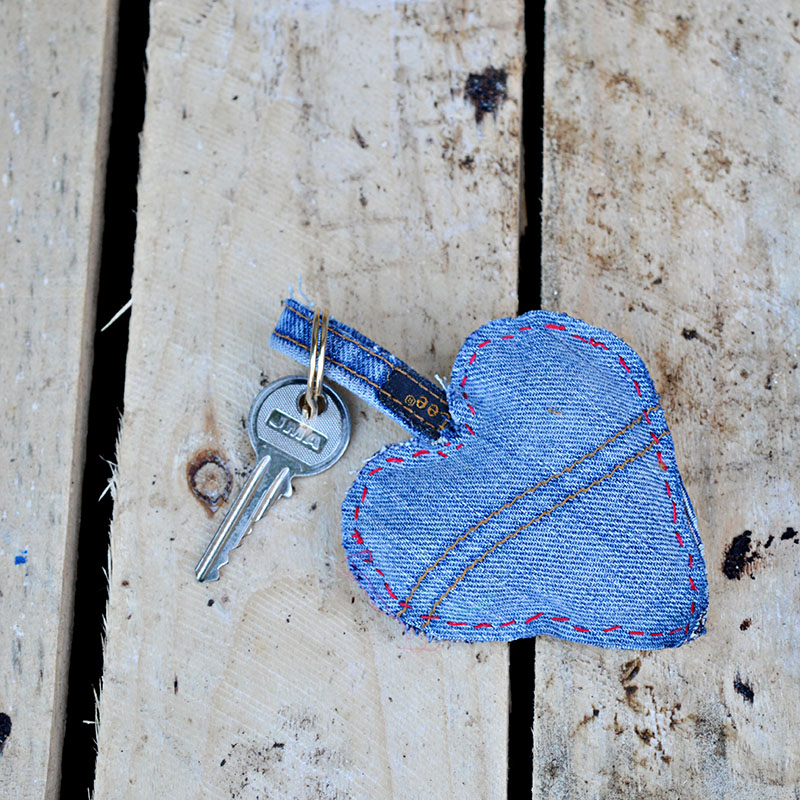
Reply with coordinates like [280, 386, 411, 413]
[352, 320, 698, 638]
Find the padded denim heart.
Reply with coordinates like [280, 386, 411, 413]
[341, 311, 708, 648]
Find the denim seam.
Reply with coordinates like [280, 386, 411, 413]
[284, 303, 451, 421]
[351, 431, 696, 637]
[421, 433, 671, 626]
[395, 404, 662, 618]
[272, 330, 448, 434]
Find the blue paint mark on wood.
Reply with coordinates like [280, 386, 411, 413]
[14, 549, 28, 565]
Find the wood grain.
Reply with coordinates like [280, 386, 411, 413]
[93, 1, 522, 797]
[537, 2, 800, 797]
[0, 2, 116, 797]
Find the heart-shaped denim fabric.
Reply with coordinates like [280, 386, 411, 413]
[342, 311, 708, 648]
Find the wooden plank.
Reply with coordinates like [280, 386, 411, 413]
[94, 1, 522, 797]
[0, 2, 116, 797]
[536, 2, 800, 797]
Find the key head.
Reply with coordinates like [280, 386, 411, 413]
[247, 376, 350, 476]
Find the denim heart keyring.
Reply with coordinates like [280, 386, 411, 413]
[271, 299, 708, 650]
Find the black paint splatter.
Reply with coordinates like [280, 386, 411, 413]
[764, 535, 774, 549]
[681, 328, 698, 340]
[733, 675, 754, 703]
[465, 67, 507, 123]
[0, 713, 11, 755]
[722, 531, 759, 580]
[781, 527, 797, 541]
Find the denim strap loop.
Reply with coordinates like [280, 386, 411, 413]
[270, 299, 453, 439]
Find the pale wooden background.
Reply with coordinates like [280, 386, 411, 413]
[2, 1, 798, 799]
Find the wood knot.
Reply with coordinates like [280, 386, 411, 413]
[187, 449, 232, 515]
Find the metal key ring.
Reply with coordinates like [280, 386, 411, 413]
[303, 307, 329, 420]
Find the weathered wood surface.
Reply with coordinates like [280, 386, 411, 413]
[537, 1, 800, 797]
[94, 1, 522, 797]
[0, 3, 115, 798]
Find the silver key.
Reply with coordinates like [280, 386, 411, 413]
[195, 375, 351, 582]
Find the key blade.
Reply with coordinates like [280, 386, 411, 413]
[194, 462, 292, 582]
[195, 456, 272, 582]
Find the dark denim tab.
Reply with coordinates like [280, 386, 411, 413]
[270, 298, 453, 440]
[382, 369, 451, 434]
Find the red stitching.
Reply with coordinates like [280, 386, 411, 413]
[351, 319, 698, 639]
[519, 326, 532, 331]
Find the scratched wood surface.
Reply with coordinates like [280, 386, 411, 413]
[0, 3, 115, 798]
[93, 1, 522, 797]
[536, 1, 800, 797]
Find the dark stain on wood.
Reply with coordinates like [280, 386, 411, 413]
[352, 126, 368, 149]
[0, 713, 11, 755]
[733, 675, 754, 703]
[620, 657, 641, 684]
[464, 66, 507, 123]
[187, 449, 233, 516]
[739, 618, 751, 631]
[722, 530, 759, 580]
[780, 526, 797, 541]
